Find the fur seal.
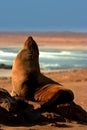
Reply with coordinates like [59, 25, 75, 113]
[11, 36, 74, 106]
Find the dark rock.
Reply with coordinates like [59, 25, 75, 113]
[0, 64, 12, 69]
[52, 102, 87, 123]
[0, 88, 17, 112]
[41, 112, 66, 122]
[0, 88, 87, 125]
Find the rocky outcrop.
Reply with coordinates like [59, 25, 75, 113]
[0, 88, 87, 125]
[0, 64, 12, 69]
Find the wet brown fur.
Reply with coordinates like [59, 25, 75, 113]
[11, 36, 74, 105]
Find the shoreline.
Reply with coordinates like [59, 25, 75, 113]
[0, 68, 87, 78]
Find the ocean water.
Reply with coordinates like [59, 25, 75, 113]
[0, 48, 87, 70]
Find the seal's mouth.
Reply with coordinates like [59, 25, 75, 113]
[24, 36, 39, 55]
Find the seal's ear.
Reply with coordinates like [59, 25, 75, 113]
[24, 36, 39, 55]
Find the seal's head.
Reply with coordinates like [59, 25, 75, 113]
[24, 36, 39, 56]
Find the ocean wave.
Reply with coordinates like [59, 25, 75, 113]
[40, 63, 61, 70]
[0, 59, 13, 63]
[40, 51, 72, 57]
[0, 50, 87, 58]
[40, 51, 87, 58]
[0, 48, 87, 70]
[0, 50, 17, 57]
[40, 54, 87, 60]
[0, 59, 7, 62]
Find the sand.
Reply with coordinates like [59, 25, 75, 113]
[0, 32, 87, 50]
[0, 34, 87, 130]
[0, 68, 87, 130]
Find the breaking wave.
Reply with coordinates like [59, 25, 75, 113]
[0, 48, 87, 70]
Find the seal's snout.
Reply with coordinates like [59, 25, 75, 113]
[27, 36, 33, 43]
[24, 36, 39, 55]
[24, 36, 34, 48]
[26, 36, 34, 46]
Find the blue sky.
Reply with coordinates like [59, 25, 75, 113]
[0, 0, 87, 32]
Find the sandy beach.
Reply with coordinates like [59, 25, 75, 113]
[0, 68, 87, 130]
[0, 33, 87, 129]
[0, 32, 87, 49]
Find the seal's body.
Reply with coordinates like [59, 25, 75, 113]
[12, 36, 74, 106]
[12, 37, 40, 99]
